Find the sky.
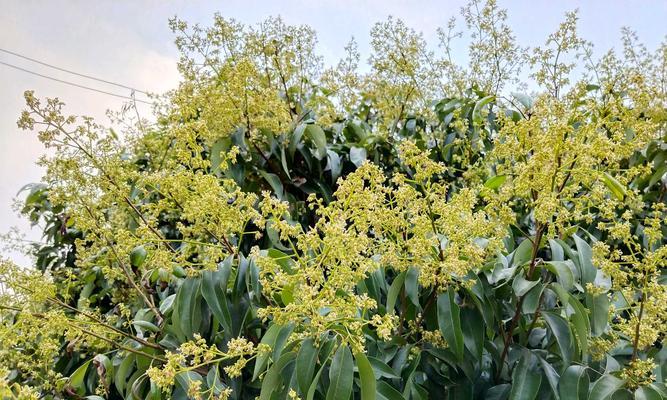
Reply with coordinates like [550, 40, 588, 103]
[1, 0, 666, 265]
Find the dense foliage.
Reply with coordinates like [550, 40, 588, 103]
[1, 1, 666, 399]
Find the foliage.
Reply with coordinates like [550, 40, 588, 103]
[1, 1, 667, 399]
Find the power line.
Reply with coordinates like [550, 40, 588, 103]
[0, 60, 152, 104]
[0, 47, 149, 95]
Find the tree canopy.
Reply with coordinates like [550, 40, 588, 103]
[1, 1, 666, 399]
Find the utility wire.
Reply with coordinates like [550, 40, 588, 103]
[0, 60, 152, 104]
[0, 47, 149, 95]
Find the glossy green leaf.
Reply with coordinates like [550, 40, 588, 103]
[601, 172, 626, 201]
[326, 345, 353, 400]
[253, 323, 286, 381]
[545, 261, 575, 291]
[586, 292, 610, 336]
[377, 381, 405, 400]
[589, 374, 625, 400]
[130, 245, 147, 267]
[559, 365, 589, 400]
[513, 275, 540, 297]
[355, 351, 376, 400]
[386, 271, 406, 315]
[543, 312, 574, 367]
[69, 360, 91, 394]
[259, 351, 296, 400]
[305, 124, 327, 160]
[573, 235, 596, 287]
[484, 175, 507, 190]
[509, 352, 542, 400]
[296, 338, 318, 396]
[437, 291, 464, 361]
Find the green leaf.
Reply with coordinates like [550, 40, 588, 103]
[545, 261, 575, 291]
[289, 124, 306, 158]
[601, 172, 626, 201]
[586, 292, 610, 336]
[486, 384, 511, 400]
[253, 323, 287, 381]
[509, 352, 542, 400]
[368, 356, 400, 379]
[296, 338, 318, 396]
[589, 374, 624, 400]
[305, 124, 327, 160]
[538, 357, 561, 400]
[437, 291, 464, 361]
[201, 259, 233, 335]
[350, 147, 367, 167]
[573, 234, 596, 287]
[174, 277, 202, 340]
[635, 385, 665, 400]
[461, 307, 484, 360]
[114, 354, 135, 395]
[306, 345, 334, 400]
[512, 239, 534, 267]
[542, 312, 574, 367]
[484, 175, 507, 190]
[132, 320, 160, 333]
[326, 345, 353, 400]
[259, 170, 285, 200]
[386, 271, 406, 315]
[130, 245, 147, 267]
[472, 95, 495, 124]
[511, 92, 533, 110]
[568, 296, 591, 359]
[377, 381, 406, 400]
[559, 365, 589, 400]
[355, 351, 376, 400]
[259, 352, 296, 400]
[69, 360, 92, 394]
[513, 275, 540, 297]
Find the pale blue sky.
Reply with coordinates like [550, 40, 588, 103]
[1, 0, 666, 264]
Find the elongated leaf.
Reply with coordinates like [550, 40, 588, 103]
[484, 175, 507, 190]
[586, 292, 610, 336]
[386, 272, 406, 315]
[259, 170, 285, 200]
[543, 312, 574, 367]
[115, 354, 135, 395]
[437, 291, 464, 361]
[296, 339, 318, 396]
[559, 365, 589, 400]
[174, 277, 202, 340]
[306, 345, 334, 400]
[573, 235, 596, 287]
[486, 384, 511, 400]
[368, 356, 400, 379]
[259, 352, 296, 400]
[635, 386, 664, 400]
[377, 381, 405, 400]
[589, 374, 624, 400]
[289, 124, 307, 158]
[509, 352, 542, 400]
[568, 296, 590, 359]
[538, 357, 560, 400]
[201, 259, 233, 335]
[513, 275, 540, 297]
[305, 124, 327, 160]
[327, 345, 353, 400]
[601, 172, 626, 201]
[355, 351, 376, 400]
[253, 324, 284, 381]
[69, 360, 91, 394]
[472, 95, 495, 124]
[545, 261, 575, 291]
